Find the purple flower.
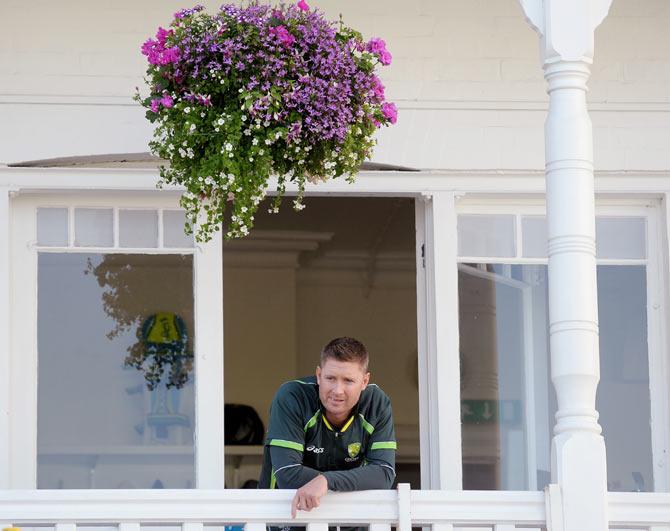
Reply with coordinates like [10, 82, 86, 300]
[381, 102, 397, 124]
[150, 99, 160, 113]
[174, 5, 204, 20]
[370, 75, 385, 100]
[297, 0, 309, 11]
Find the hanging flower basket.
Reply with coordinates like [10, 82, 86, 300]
[136, 2, 397, 241]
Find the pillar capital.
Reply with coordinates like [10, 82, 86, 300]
[518, 0, 613, 64]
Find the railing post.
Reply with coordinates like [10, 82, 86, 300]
[545, 484, 565, 531]
[517, 1, 613, 531]
[397, 483, 411, 531]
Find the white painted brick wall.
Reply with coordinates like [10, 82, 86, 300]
[1, 0, 669, 170]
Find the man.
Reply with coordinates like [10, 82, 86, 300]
[259, 337, 397, 518]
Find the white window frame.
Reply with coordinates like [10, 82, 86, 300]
[7, 192, 224, 488]
[452, 195, 669, 492]
[2, 168, 669, 494]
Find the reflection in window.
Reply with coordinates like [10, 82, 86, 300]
[37, 253, 195, 489]
[459, 264, 652, 492]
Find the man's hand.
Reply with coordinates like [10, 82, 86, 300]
[291, 474, 328, 518]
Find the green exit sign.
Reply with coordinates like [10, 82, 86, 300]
[461, 399, 522, 425]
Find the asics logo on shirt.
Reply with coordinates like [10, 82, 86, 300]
[306, 445, 325, 453]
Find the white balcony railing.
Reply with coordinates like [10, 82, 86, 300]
[1, 485, 670, 531]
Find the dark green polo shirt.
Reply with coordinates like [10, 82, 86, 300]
[259, 376, 396, 490]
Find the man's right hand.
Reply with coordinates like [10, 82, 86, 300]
[291, 474, 328, 518]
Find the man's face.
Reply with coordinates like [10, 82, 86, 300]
[316, 358, 370, 422]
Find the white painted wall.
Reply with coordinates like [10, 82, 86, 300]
[1, 0, 669, 170]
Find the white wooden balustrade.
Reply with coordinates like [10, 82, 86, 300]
[0, 484, 669, 531]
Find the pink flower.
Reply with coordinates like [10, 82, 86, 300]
[379, 50, 392, 65]
[155, 27, 173, 45]
[366, 37, 392, 66]
[269, 25, 295, 47]
[381, 102, 397, 124]
[297, 0, 309, 11]
[150, 99, 160, 113]
[162, 47, 181, 65]
[160, 94, 174, 108]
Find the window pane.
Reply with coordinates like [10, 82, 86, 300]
[38, 253, 195, 489]
[521, 216, 547, 258]
[596, 217, 646, 259]
[37, 208, 68, 247]
[458, 215, 516, 258]
[164, 211, 194, 248]
[74, 208, 113, 247]
[458, 263, 652, 492]
[119, 210, 158, 248]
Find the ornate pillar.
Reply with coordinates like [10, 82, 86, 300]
[518, 1, 613, 530]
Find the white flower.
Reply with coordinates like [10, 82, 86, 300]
[224, 142, 233, 151]
[228, 153, 234, 158]
[241, 115, 247, 122]
[217, 118, 225, 126]
[259, 149, 264, 155]
[249, 157, 254, 162]
[184, 107, 191, 114]
[189, 123, 197, 132]
[241, 206, 248, 213]
[252, 138, 258, 146]
[265, 139, 273, 145]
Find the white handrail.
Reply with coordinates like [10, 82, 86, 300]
[4, 486, 670, 529]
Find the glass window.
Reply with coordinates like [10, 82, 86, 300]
[596, 217, 647, 259]
[458, 215, 516, 258]
[458, 213, 653, 492]
[74, 208, 113, 247]
[37, 252, 195, 489]
[37, 208, 68, 247]
[164, 210, 194, 248]
[119, 210, 158, 248]
[521, 217, 547, 258]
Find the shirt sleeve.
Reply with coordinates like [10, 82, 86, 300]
[364, 391, 397, 475]
[265, 382, 307, 453]
[269, 445, 322, 488]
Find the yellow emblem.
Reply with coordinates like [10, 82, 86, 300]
[348, 442, 361, 458]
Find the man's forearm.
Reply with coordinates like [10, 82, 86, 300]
[322, 463, 395, 491]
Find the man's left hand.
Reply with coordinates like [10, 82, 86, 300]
[291, 475, 328, 518]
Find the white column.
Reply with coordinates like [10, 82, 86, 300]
[0, 188, 10, 488]
[518, 1, 613, 531]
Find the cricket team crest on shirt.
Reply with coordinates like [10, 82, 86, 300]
[348, 442, 362, 458]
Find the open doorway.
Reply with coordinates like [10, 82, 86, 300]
[222, 196, 420, 489]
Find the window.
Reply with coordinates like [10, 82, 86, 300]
[457, 205, 661, 492]
[35, 206, 197, 488]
